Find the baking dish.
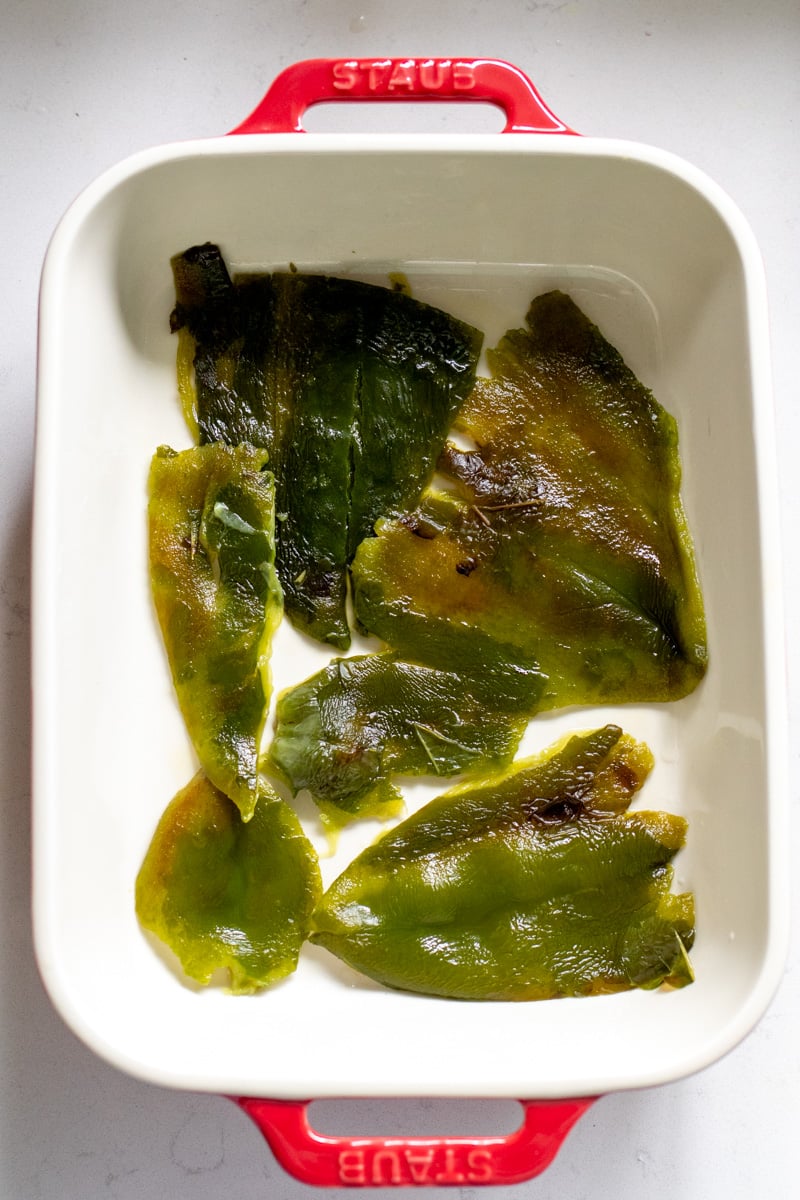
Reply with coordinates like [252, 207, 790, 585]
[32, 58, 788, 1186]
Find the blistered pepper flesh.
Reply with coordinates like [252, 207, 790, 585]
[269, 653, 535, 826]
[136, 771, 321, 993]
[311, 725, 695, 1000]
[148, 443, 282, 820]
[352, 291, 707, 711]
[170, 244, 483, 648]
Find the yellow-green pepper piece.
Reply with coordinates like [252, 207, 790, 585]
[136, 771, 321, 993]
[148, 444, 282, 821]
[311, 725, 695, 1000]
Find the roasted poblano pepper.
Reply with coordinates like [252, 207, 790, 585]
[148, 444, 282, 821]
[170, 244, 482, 648]
[311, 725, 695, 1000]
[136, 771, 321, 993]
[269, 653, 537, 826]
[352, 291, 707, 710]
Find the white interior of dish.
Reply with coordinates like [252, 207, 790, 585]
[33, 134, 786, 1099]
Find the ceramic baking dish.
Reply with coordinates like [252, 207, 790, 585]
[32, 59, 788, 1186]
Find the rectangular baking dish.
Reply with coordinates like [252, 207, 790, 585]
[33, 59, 788, 1186]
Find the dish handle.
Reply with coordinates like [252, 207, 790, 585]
[228, 57, 575, 135]
[234, 1096, 596, 1187]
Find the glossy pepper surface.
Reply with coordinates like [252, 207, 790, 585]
[170, 244, 482, 648]
[311, 725, 695, 1000]
[269, 653, 534, 826]
[136, 771, 321, 993]
[352, 291, 707, 711]
[148, 443, 282, 821]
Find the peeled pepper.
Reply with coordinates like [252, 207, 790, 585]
[311, 725, 695, 1000]
[269, 652, 537, 826]
[148, 443, 282, 821]
[136, 771, 321, 993]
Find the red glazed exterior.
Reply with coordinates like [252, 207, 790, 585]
[229, 57, 575, 135]
[235, 1097, 597, 1187]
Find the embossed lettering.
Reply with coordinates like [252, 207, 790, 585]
[387, 61, 416, 91]
[434, 1148, 466, 1184]
[367, 61, 389, 91]
[338, 1143, 496, 1185]
[372, 1150, 404, 1185]
[331, 58, 477, 97]
[337, 1149, 367, 1185]
[419, 60, 448, 91]
[332, 61, 360, 90]
[467, 1148, 494, 1182]
[452, 62, 477, 90]
[404, 1149, 436, 1183]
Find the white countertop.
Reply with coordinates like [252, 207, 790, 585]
[3, 1, 798, 1196]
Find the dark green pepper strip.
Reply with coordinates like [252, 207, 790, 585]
[171, 246, 281, 449]
[269, 653, 532, 827]
[136, 771, 321, 993]
[348, 286, 484, 557]
[311, 725, 694, 1000]
[148, 444, 282, 821]
[270, 274, 365, 649]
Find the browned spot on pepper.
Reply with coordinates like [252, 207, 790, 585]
[610, 761, 641, 793]
[400, 512, 438, 540]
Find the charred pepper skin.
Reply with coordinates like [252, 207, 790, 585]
[311, 726, 695, 1001]
[136, 771, 321, 993]
[170, 244, 483, 649]
[148, 443, 283, 821]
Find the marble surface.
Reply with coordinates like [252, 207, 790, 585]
[2, 1, 798, 1196]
